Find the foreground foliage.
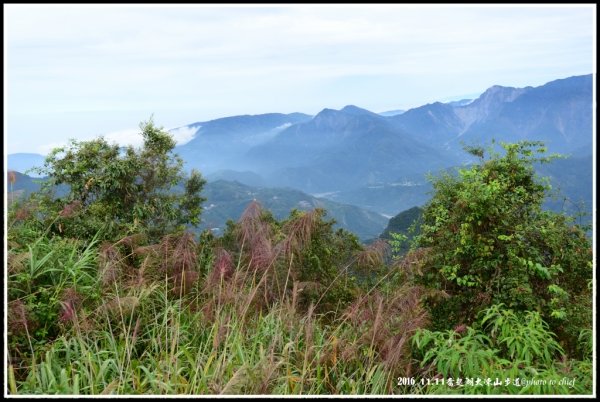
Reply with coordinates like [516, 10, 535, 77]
[6, 139, 593, 395]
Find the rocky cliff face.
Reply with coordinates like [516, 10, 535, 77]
[453, 85, 532, 136]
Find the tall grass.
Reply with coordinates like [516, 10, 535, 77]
[6, 202, 593, 395]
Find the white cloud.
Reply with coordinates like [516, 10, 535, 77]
[104, 128, 144, 148]
[168, 125, 199, 146]
[275, 123, 292, 130]
[33, 125, 198, 157]
[35, 141, 68, 156]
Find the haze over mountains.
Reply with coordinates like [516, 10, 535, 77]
[8, 74, 594, 240]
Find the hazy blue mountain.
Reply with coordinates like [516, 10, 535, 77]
[7, 153, 47, 177]
[326, 170, 443, 216]
[567, 143, 593, 158]
[535, 154, 593, 221]
[388, 102, 467, 153]
[378, 109, 405, 116]
[7, 170, 45, 194]
[388, 74, 592, 156]
[244, 107, 462, 193]
[174, 112, 313, 174]
[243, 108, 375, 171]
[448, 75, 592, 154]
[339, 105, 386, 119]
[170, 75, 591, 203]
[8, 74, 591, 239]
[205, 170, 269, 188]
[199, 180, 389, 240]
[327, 153, 593, 227]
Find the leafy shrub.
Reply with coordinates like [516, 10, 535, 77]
[407, 140, 592, 356]
[412, 304, 592, 395]
[28, 117, 206, 243]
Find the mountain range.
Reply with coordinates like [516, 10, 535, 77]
[387, 74, 592, 156]
[7, 74, 593, 240]
[171, 74, 592, 196]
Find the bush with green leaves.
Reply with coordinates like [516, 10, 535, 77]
[412, 304, 592, 395]
[28, 117, 206, 242]
[7, 231, 102, 367]
[407, 140, 592, 356]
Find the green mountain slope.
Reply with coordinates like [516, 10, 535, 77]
[200, 180, 389, 240]
[6, 171, 388, 241]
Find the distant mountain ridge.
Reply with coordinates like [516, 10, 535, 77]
[241, 107, 461, 193]
[325, 153, 593, 227]
[389, 74, 592, 155]
[8, 74, 592, 234]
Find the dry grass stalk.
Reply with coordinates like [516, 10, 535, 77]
[62, 288, 82, 307]
[354, 240, 391, 272]
[237, 200, 266, 243]
[170, 270, 200, 297]
[291, 281, 299, 314]
[157, 234, 176, 274]
[220, 364, 248, 394]
[9, 170, 17, 185]
[213, 312, 232, 349]
[172, 231, 197, 275]
[7, 300, 29, 335]
[397, 247, 433, 277]
[208, 248, 234, 286]
[7, 251, 30, 275]
[279, 209, 322, 262]
[59, 200, 82, 218]
[58, 302, 76, 324]
[124, 255, 151, 290]
[237, 201, 276, 272]
[252, 334, 284, 394]
[100, 380, 120, 395]
[116, 233, 147, 248]
[132, 244, 159, 257]
[340, 285, 448, 373]
[100, 296, 140, 315]
[131, 316, 142, 345]
[305, 303, 315, 361]
[99, 242, 124, 287]
[252, 357, 283, 394]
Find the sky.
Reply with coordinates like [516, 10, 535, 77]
[4, 4, 596, 155]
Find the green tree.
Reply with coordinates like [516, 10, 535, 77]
[30, 117, 206, 242]
[407, 140, 592, 357]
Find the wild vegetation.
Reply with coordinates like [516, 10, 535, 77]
[5, 124, 594, 395]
